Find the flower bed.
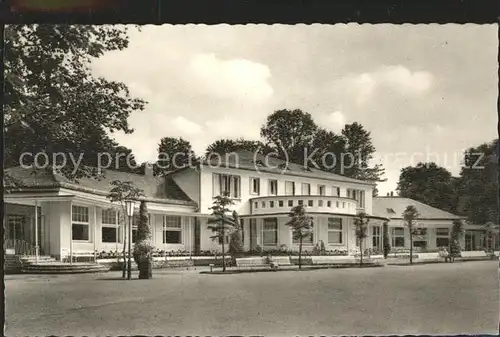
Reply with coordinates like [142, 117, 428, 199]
[242, 248, 349, 257]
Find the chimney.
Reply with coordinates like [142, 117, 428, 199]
[143, 162, 154, 177]
[390, 191, 394, 197]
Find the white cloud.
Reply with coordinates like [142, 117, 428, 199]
[187, 53, 274, 101]
[318, 110, 346, 132]
[380, 65, 433, 93]
[171, 116, 202, 135]
[337, 65, 434, 105]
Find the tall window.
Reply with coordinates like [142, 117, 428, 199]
[7, 215, 24, 241]
[436, 228, 450, 247]
[293, 218, 314, 245]
[213, 173, 241, 198]
[72, 205, 89, 241]
[412, 228, 427, 248]
[318, 185, 326, 196]
[101, 208, 121, 243]
[354, 190, 365, 208]
[250, 177, 260, 195]
[269, 179, 278, 195]
[262, 218, 278, 246]
[391, 227, 405, 247]
[250, 218, 257, 249]
[301, 183, 311, 195]
[372, 226, 381, 249]
[163, 216, 182, 244]
[285, 181, 295, 195]
[332, 186, 340, 197]
[328, 217, 343, 244]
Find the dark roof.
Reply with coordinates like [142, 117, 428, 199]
[201, 150, 374, 186]
[373, 196, 462, 220]
[5, 166, 196, 206]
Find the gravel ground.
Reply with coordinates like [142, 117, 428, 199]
[5, 260, 498, 336]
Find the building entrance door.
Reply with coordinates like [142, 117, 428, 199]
[465, 231, 476, 251]
[7, 215, 24, 241]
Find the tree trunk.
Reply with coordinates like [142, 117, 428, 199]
[222, 232, 226, 272]
[122, 238, 127, 278]
[298, 237, 303, 270]
[360, 239, 363, 266]
[121, 208, 127, 278]
[410, 230, 413, 264]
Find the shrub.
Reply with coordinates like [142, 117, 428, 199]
[383, 222, 391, 258]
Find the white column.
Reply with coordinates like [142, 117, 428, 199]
[345, 218, 349, 253]
[35, 200, 39, 263]
[70, 201, 73, 264]
[93, 206, 97, 263]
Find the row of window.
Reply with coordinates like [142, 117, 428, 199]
[254, 199, 349, 210]
[259, 217, 344, 246]
[390, 227, 451, 248]
[213, 173, 365, 207]
[71, 206, 455, 248]
[71, 206, 183, 244]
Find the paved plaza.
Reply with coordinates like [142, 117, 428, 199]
[5, 261, 499, 336]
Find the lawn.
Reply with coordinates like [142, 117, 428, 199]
[5, 261, 499, 336]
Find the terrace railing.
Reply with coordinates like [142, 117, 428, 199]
[5, 239, 36, 256]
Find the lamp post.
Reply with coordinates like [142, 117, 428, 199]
[125, 199, 136, 280]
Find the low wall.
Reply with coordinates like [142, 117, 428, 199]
[97, 256, 233, 269]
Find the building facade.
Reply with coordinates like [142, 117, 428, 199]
[4, 150, 497, 260]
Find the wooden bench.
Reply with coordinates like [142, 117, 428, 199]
[236, 257, 275, 271]
[460, 251, 488, 260]
[311, 255, 355, 265]
[269, 256, 292, 267]
[417, 252, 440, 262]
[61, 252, 96, 263]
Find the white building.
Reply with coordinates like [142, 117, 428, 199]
[4, 150, 495, 260]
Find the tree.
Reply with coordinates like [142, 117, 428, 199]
[207, 193, 237, 272]
[228, 211, 244, 261]
[397, 162, 457, 213]
[155, 137, 195, 175]
[341, 122, 385, 182]
[383, 221, 391, 258]
[456, 139, 498, 226]
[310, 128, 346, 175]
[133, 201, 154, 279]
[205, 138, 273, 157]
[354, 211, 369, 266]
[5, 24, 146, 180]
[260, 109, 318, 165]
[110, 145, 139, 173]
[285, 205, 313, 270]
[107, 180, 144, 278]
[449, 219, 464, 260]
[402, 205, 420, 264]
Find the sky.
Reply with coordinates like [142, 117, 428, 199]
[91, 24, 498, 196]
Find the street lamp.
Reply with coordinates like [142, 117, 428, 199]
[125, 199, 136, 280]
